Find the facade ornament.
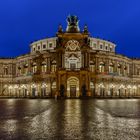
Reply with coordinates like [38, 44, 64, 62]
[58, 24, 63, 33]
[66, 15, 80, 32]
[83, 24, 88, 33]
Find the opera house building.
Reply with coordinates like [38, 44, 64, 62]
[0, 15, 140, 98]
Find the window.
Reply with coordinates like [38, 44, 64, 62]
[70, 63, 76, 70]
[109, 63, 114, 73]
[124, 66, 127, 75]
[43, 44, 46, 49]
[51, 65, 56, 72]
[32, 63, 37, 73]
[18, 67, 22, 75]
[93, 43, 96, 48]
[110, 46, 112, 51]
[42, 63, 47, 73]
[4, 67, 8, 75]
[99, 62, 105, 73]
[117, 64, 121, 75]
[105, 46, 108, 50]
[24, 64, 28, 74]
[100, 44, 103, 49]
[38, 46, 40, 50]
[49, 43, 53, 48]
[90, 62, 95, 72]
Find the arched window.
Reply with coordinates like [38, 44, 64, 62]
[32, 63, 37, 73]
[90, 61, 95, 72]
[117, 64, 121, 75]
[51, 60, 56, 72]
[133, 86, 137, 96]
[124, 65, 127, 76]
[99, 62, 105, 73]
[98, 83, 105, 96]
[41, 83, 47, 96]
[18, 66, 22, 75]
[4, 66, 8, 75]
[109, 63, 114, 73]
[42, 62, 47, 73]
[24, 64, 28, 74]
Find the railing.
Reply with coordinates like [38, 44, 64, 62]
[0, 75, 13, 78]
[96, 72, 131, 77]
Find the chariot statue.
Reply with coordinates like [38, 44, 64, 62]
[66, 15, 80, 32]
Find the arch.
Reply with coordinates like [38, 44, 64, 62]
[32, 62, 37, 73]
[99, 62, 105, 73]
[41, 61, 47, 73]
[90, 61, 95, 72]
[117, 63, 121, 75]
[98, 83, 105, 96]
[4, 66, 8, 75]
[90, 81, 95, 96]
[109, 63, 114, 73]
[118, 84, 125, 96]
[67, 76, 79, 97]
[51, 60, 56, 72]
[31, 84, 37, 97]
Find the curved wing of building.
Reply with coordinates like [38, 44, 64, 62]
[0, 15, 140, 98]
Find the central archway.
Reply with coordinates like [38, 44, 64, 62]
[67, 77, 79, 98]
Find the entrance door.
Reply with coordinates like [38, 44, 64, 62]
[70, 86, 76, 97]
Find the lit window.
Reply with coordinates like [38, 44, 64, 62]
[42, 63, 47, 73]
[90, 62, 95, 72]
[24, 64, 28, 74]
[109, 63, 114, 73]
[51, 65, 56, 72]
[32, 63, 37, 73]
[99, 62, 105, 73]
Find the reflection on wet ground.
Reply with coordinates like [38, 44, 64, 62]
[0, 99, 140, 139]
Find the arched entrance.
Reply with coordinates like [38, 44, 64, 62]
[67, 77, 79, 98]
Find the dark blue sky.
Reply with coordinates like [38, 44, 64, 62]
[0, 0, 140, 57]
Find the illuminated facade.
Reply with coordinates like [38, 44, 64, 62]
[0, 15, 140, 98]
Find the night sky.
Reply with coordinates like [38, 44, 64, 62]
[0, 0, 140, 58]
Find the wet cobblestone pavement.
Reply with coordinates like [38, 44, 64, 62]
[0, 99, 140, 140]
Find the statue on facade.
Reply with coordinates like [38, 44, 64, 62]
[66, 15, 80, 32]
[83, 24, 88, 33]
[58, 24, 63, 33]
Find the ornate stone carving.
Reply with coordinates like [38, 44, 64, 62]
[65, 40, 80, 51]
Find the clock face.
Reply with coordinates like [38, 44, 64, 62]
[65, 40, 80, 51]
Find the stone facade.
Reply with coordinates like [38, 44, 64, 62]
[0, 15, 140, 98]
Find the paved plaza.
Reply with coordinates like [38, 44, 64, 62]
[0, 99, 140, 140]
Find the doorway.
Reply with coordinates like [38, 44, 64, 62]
[70, 85, 76, 97]
[67, 77, 79, 97]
